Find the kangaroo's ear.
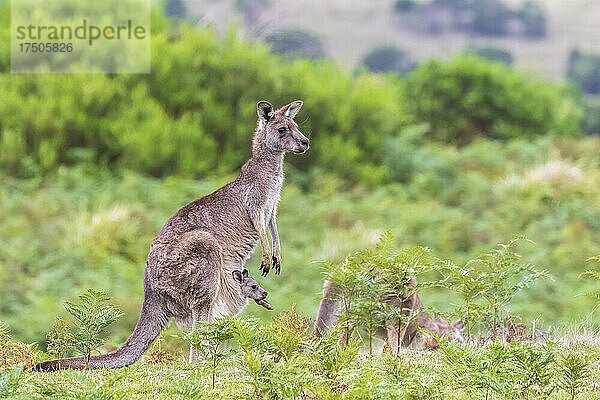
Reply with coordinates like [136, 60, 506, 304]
[242, 268, 249, 278]
[452, 320, 465, 331]
[281, 100, 303, 119]
[232, 270, 243, 283]
[257, 101, 274, 123]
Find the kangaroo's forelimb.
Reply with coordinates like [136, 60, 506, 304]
[250, 208, 272, 276]
[268, 214, 281, 274]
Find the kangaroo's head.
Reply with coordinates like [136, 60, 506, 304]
[232, 268, 273, 310]
[255, 100, 309, 154]
[232, 268, 267, 300]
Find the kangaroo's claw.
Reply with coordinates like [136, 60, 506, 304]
[260, 260, 270, 276]
[273, 255, 281, 275]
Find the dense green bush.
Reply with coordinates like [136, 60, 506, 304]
[394, 0, 415, 13]
[264, 29, 325, 60]
[518, 1, 547, 38]
[467, 0, 512, 37]
[0, 4, 584, 184]
[467, 46, 513, 65]
[568, 50, 600, 95]
[164, 0, 187, 19]
[582, 99, 600, 135]
[403, 55, 582, 144]
[362, 46, 416, 75]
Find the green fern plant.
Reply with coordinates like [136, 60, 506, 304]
[441, 258, 489, 343]
[178, 317, 237, 390]
[445, 237, 548, 342]
[376, 238, 440, 355]
[556, 350, 591, 400]
[508, 341, 556, 399]
[303, 325, 359, 381]
[322, 247, 376, 346]
[579, 255, 600, 304]
[45, 317, 75, 371]
[0, 364, 24, 399]
[64, 288, 124, 370]
[325, 233, 443, 354]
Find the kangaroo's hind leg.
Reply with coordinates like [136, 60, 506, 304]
[189, 306, 211, 363]
[161, 230, 222, 364]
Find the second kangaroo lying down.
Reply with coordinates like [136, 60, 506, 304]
[314, 277, 464, 352]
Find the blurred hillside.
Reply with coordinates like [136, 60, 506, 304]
[188, 0, 600, 80]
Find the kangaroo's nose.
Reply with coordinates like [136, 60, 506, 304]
[300, 139, 309, 150]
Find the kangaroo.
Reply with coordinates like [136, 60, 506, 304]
[234, 268, 273, 312]
[35, 100, 309, 371]
[188, 268, 273, 362]
[314, 276, 464, 352]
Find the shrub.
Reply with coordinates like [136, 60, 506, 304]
[64, 288, 124, 370]
[579, 256, 600, 303]
[467, 46, 513, 65]
[164, 0, 186, 19]
[362, 46, 416, 75]
[518, 1, 547, 38]
[403, 55, 582, 144]
[467, 0, 512, 37]
[394, 0, 415, 13]
[443, 237, 549, 341]
[264, 29, 325, 60]
[567, 49, 600, 95]
[581, 100, 600, 135]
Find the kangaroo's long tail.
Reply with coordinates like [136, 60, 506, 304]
[34, 289, 169, 371]
[313, 279, 340, 337]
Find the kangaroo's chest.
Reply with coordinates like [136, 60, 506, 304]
[265, 174, 283, 220]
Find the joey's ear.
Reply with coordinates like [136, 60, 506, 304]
[281, 100, 303, 119]
[232, 270, 243, 283]
[257, 101, 274, 123]
[242, 268, 249, 278]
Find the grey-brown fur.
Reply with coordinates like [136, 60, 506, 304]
[35, 100, 308, 371]
[314, 276, 464, 352]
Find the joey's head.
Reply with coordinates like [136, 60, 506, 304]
[232, 268, 273, 310]
[255, 100, 309, 155]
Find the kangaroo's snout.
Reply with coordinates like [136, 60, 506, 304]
[294, 138, 310, 154]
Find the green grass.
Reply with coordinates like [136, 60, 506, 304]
[2, 319, 600, 399]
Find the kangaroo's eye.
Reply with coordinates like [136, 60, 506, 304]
[278, 127, 287, 134]
[252, 285, 258, 290]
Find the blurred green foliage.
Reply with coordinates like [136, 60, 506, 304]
[2, 135, 600, 346]
[264, 29, 325, 60]
[0, 4, 598, 352]
[362, 46, 416, 75]
[406, 0, 547, 38]
[403, 56, 582, 144]
[568, 50, 600, 95]
[0, 4, 581, 185]
[467, 46, 513, 65]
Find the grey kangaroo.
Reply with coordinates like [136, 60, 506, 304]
[314, 277, 464, 353]
[35, 100, 308, 371]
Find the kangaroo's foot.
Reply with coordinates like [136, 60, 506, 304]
[272, 255, 281, 275]
[260, 256, 271, 276]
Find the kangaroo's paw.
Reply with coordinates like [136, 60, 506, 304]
[260, 259, 271, 276]
[272, 255, 281, 275]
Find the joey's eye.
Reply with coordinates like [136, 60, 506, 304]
[252, 285, 258, 290]
[278, 127, 287, 134]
